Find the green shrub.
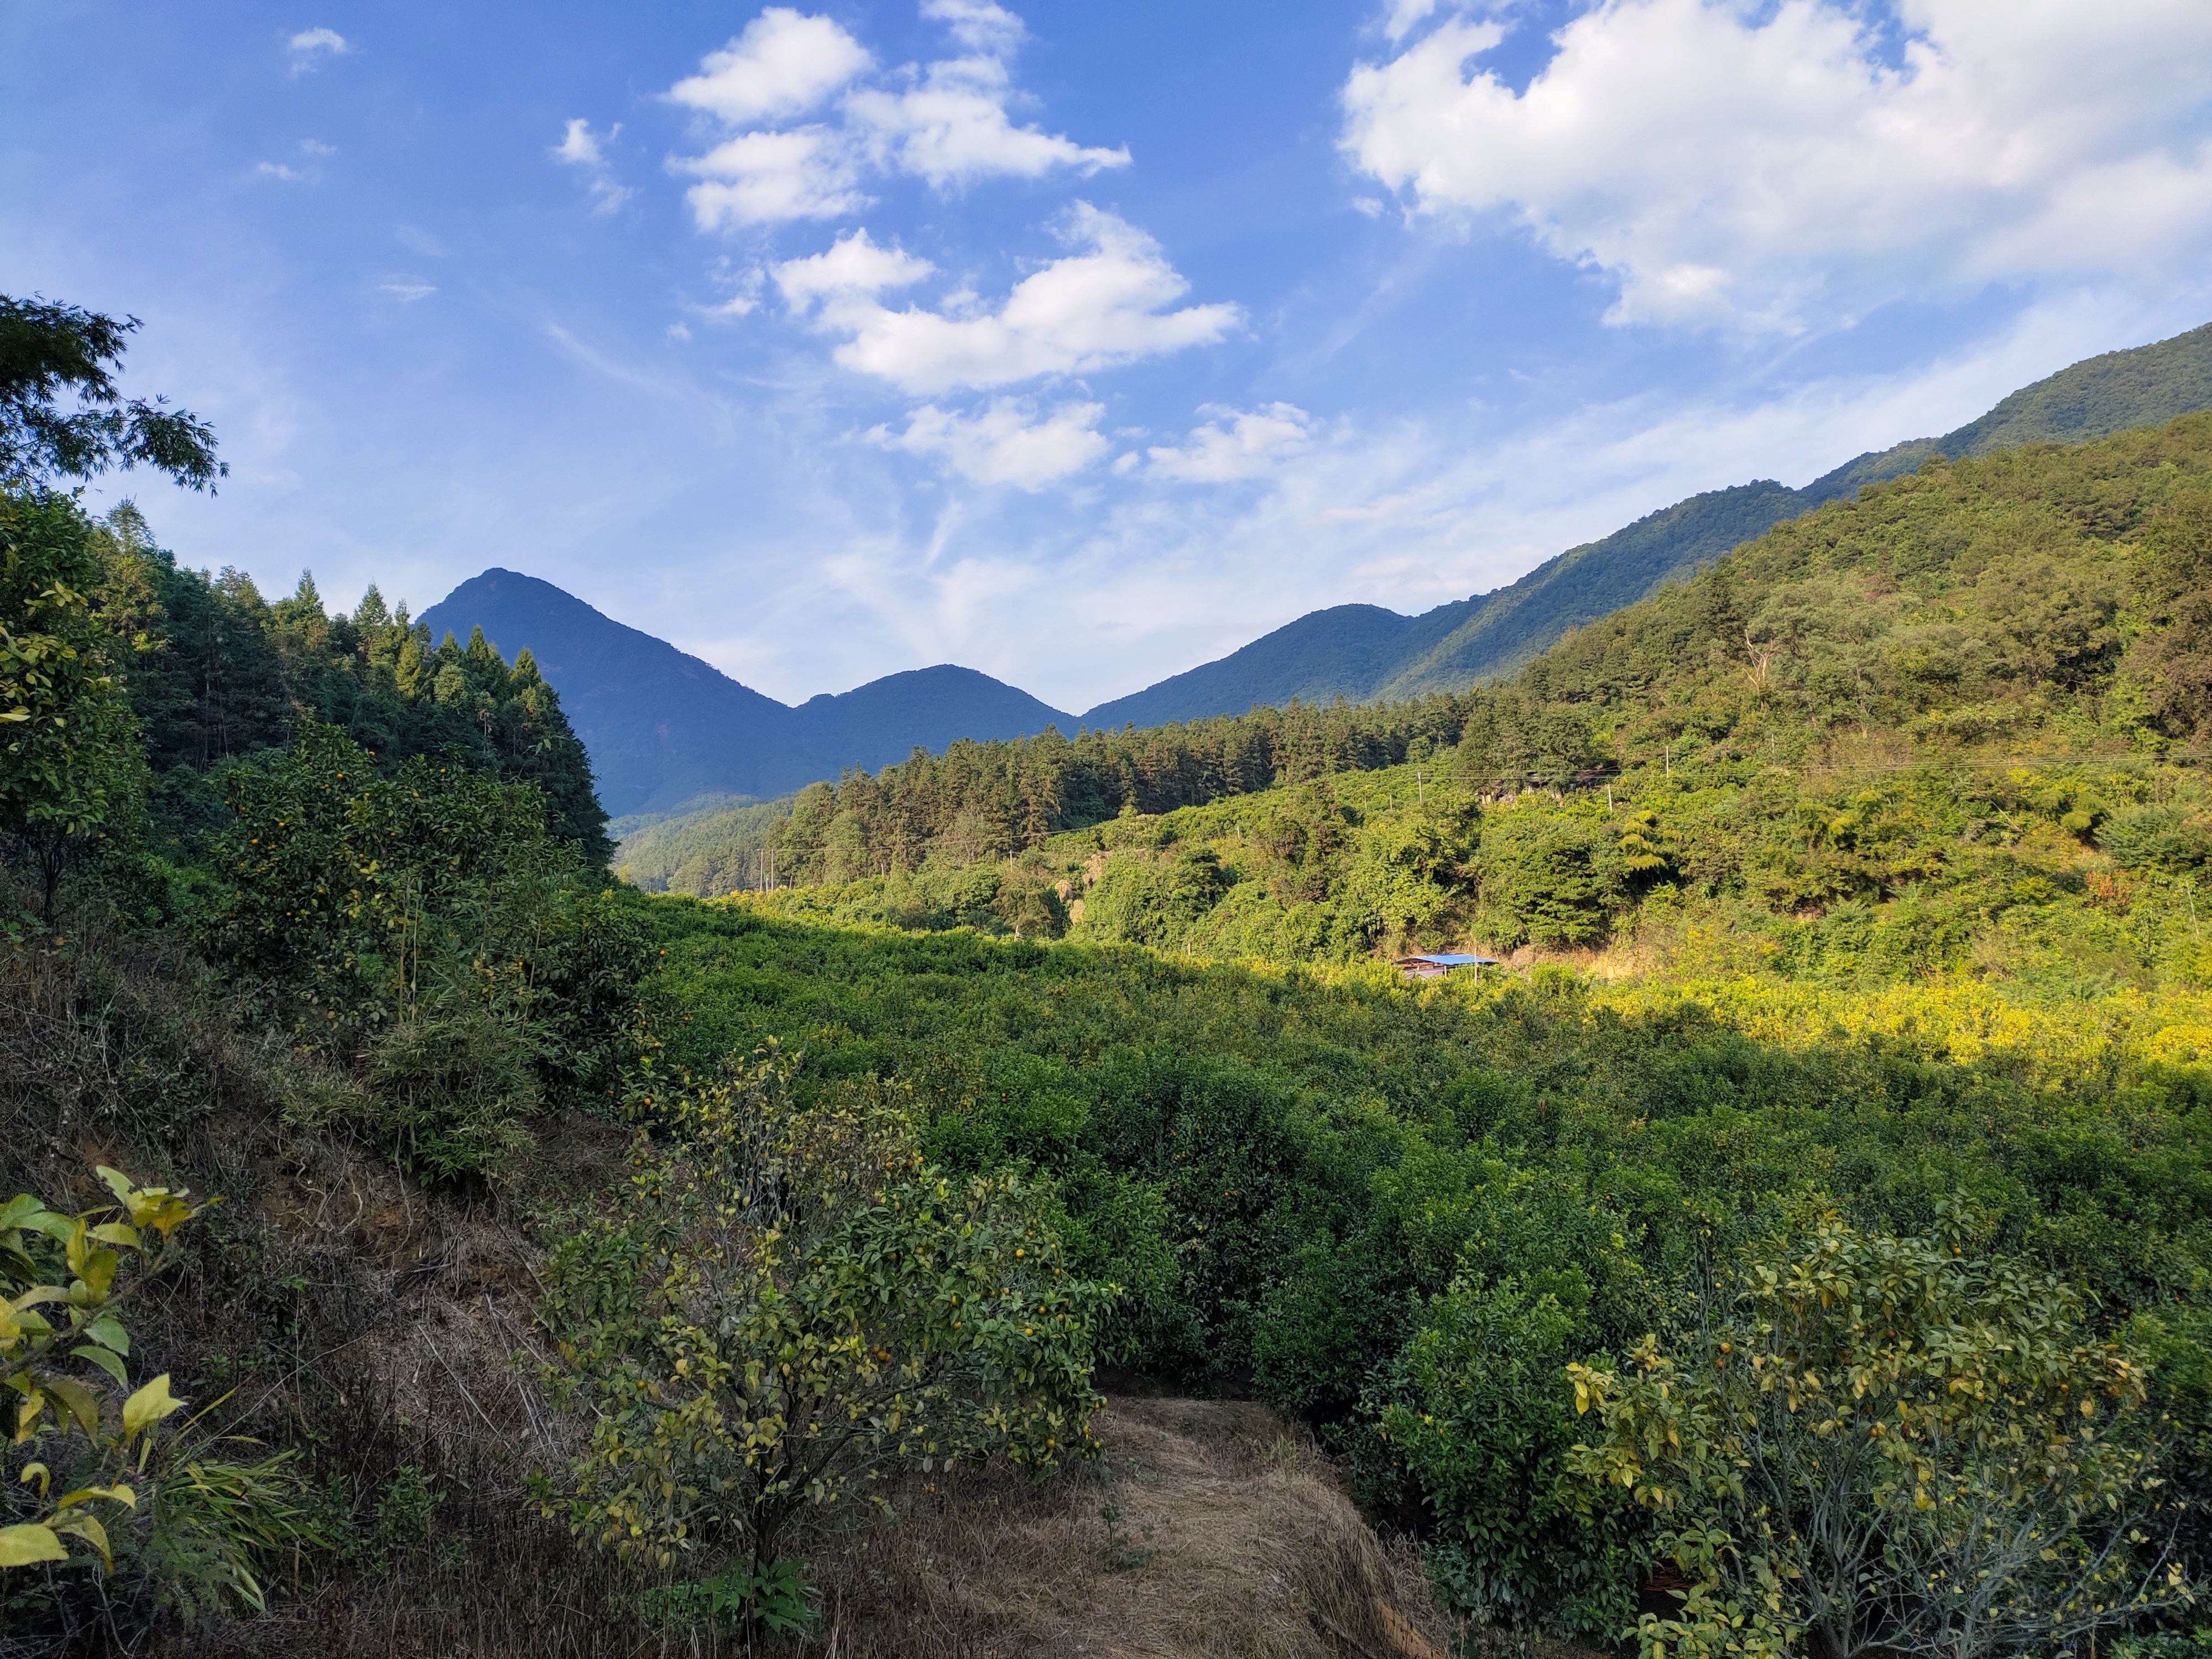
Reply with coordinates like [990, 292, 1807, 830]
[1568, 1221, 2184, 1659]
[537, 1053, 1114, 1575]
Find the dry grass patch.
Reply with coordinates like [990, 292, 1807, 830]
[806, 1395, 1457, 1659]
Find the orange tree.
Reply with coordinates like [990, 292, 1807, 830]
[536, 1050, 1113, 1599]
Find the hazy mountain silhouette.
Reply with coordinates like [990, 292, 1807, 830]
[418, 571, 1072, 816]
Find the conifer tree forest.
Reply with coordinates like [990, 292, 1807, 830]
[14, 290, 2212, 1658]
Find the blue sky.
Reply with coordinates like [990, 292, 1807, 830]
[6, 0, 2211, 713]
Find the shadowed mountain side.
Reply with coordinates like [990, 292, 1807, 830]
[419, 569, 799, 815]
[419, 571, 1074, 816]
[1093, 319, 2212, 723]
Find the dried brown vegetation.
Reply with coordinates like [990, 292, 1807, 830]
[796, 1396, 1454, 1659]
[210, 1392, 1458, 1659]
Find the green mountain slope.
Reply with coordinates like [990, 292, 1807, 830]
[735, 411, 2212, 982]
[1936, 320, 2212, 454]
[1092, 320, 2212, 719]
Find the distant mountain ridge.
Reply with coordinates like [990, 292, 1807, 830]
[416, 571, 1073, 816]
[1088, 320, 2212, 726]
[421, 321, 2212, 818]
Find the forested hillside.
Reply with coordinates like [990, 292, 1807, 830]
[109, 529, 611, 869]
[1088, 317, 2212, 724]
[677, 414, 2212, 984]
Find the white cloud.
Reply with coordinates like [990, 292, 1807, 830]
[553, 118, 633, 212]
[846, 54, 1129, 189]
[664, 3, 1126, 225]
[678, 128, 869, 227]
[872, 398, 1108, 488]
[377, 281, 435, 302]
[921, 0, 1026, 55]
[1341, 0, 2212, 331]
[669, 9, 872, 124]
[287, 27, 348, 70]
[1144, 403, 1318, 482]
[299, 138, 336, 156]
[774, 228, 935, 308]
[554, 118, 608, 169]
[257, 161, 305, 181]
[1381, 0, 1439, 43]
[785, 204, 1241, 395]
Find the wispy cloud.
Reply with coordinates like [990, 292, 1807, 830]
[677, 127, 867, 227]
[258, 137, 334, 184]
[551, 117, 633, 212]
[287, 27, 349, 72]
[872, 398, 1108, 488]
[377, 280, 436, 302]
[1138, 403, 1319, 483]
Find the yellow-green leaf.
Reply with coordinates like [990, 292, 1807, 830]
[53, 1484, 134, 1512]
[51, 1513, 111, 1569]
[0, 1524, 65, 1567]
[122, 1375, 184, 1442]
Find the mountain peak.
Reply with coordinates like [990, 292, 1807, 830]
[419, 577, 1072, 814]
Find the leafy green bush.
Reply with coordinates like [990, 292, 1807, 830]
[204, 723, 647, 1176]
[1568, 1221, 2185, 1659]
[0, 492, 143, 914]
[1476, 811, 1618, 947]
[536, 1052, 1113, 1575]
[2101, 805, 2212, 873]
[1367, 1271, 1641, 1639]
[640, 1559, 816, 1639]
[1078, 848, 1233, 949]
